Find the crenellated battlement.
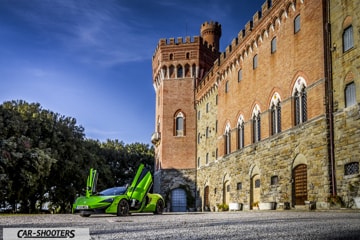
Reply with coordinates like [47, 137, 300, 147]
[215, 0, 283, 65]
[152, 35, 219, 60]
[200, 21, 222, 34]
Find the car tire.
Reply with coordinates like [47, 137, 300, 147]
[80, 212, 91, 217]
[117, 199, 129, 216]
[154, 199, 164, 214]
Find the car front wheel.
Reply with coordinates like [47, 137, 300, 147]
[117, 199, 129, 216]
[154, 199, 164, 214]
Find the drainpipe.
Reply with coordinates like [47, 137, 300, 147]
[193, 75, 198, 211]
[323, 0, 336, 196]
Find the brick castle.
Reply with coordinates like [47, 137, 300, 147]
[151, 0, 360, 211]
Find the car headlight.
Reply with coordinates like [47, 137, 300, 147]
[101, 198, 114, 203]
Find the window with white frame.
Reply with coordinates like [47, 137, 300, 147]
[343, 26, 354, 52]
[293, 78, 307, 126]
[224, 124, 231, 155]
[237, 116, 245, 149]
[345, 82, 356, 107]
[270, 93, 281, 135]
[252, 106, 261, 143]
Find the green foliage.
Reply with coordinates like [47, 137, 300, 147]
[217, 203, 229, 211]
[327, 195, 343, 207]
[0, 100, 154, 213]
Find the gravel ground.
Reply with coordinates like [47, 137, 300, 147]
[1, 210, 360, 240]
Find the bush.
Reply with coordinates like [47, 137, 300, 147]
[217, 203, 229, 211]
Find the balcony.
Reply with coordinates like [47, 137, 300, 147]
[151, 132, 161, 145]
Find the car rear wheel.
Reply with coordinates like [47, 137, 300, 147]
[154, 199, 164, 214]
[117, 199, 129, 216]
[80, 212, 91, 217]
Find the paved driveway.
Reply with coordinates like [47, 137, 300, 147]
[1, 211, 360, 239]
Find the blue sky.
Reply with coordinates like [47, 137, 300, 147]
[0, 0, 264, 144]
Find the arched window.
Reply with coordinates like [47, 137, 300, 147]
[185, 64, 190, 77]
[253, 55, 258, 69]
[293, 78, 307, 126]
[343, 25, 354, 52]
[175, 112, 185, 136]
[169, 65, 175, 78]
[238, 69, 243, 82]
[237, 116, 245, 149]
[224, 124, 231, 155]
[252, 105, 261, 143]
[271, 37, 277, 53]
[345, 82, 356, 107]
[294, 14, 301, 33]
[192, 64, 197, 77]
[225, 80, 229, 93]
[177, 65, 183, 78]
[206, 153, 209, 165]
[270, 93, 281, 135]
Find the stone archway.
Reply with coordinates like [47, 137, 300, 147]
[222, 173, 231, 205]
[204, 186, 210, 211]
[171, 188, 187, 212]
[249, 165, 260, 209]
[291, 154, 308, 206]
[292, 164, 308, 206]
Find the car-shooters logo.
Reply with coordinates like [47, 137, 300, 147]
[3, 228, 90, 240]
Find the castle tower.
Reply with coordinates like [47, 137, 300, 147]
[200, 21, 222, 51]
[151, 22, 221, 211]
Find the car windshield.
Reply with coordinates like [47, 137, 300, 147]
[98, 187, 127, 196]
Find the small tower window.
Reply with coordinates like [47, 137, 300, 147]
[253, 55, 258, 69]
[175, 112, 185, 136]
[271, 37, 277, 53]
[177, 65, 183, 78]
[294, 15, 301, 33]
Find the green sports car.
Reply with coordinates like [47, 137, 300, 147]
[72, 164, 164, 217]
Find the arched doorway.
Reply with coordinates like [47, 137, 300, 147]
[292, 164, 307, 205]
[204, 186, 210, 211]
[171, 188, 187, 212]
[250, 175, 261, 209]
[223, 180, 230, 205]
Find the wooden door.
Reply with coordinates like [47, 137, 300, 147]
[293, 164, 307, 205]
[250, 175, 261, 209]
[204, 186, 210, 211]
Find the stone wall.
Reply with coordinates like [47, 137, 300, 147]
[196, 116, 330, 210]
[154, 169, 196, 211]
